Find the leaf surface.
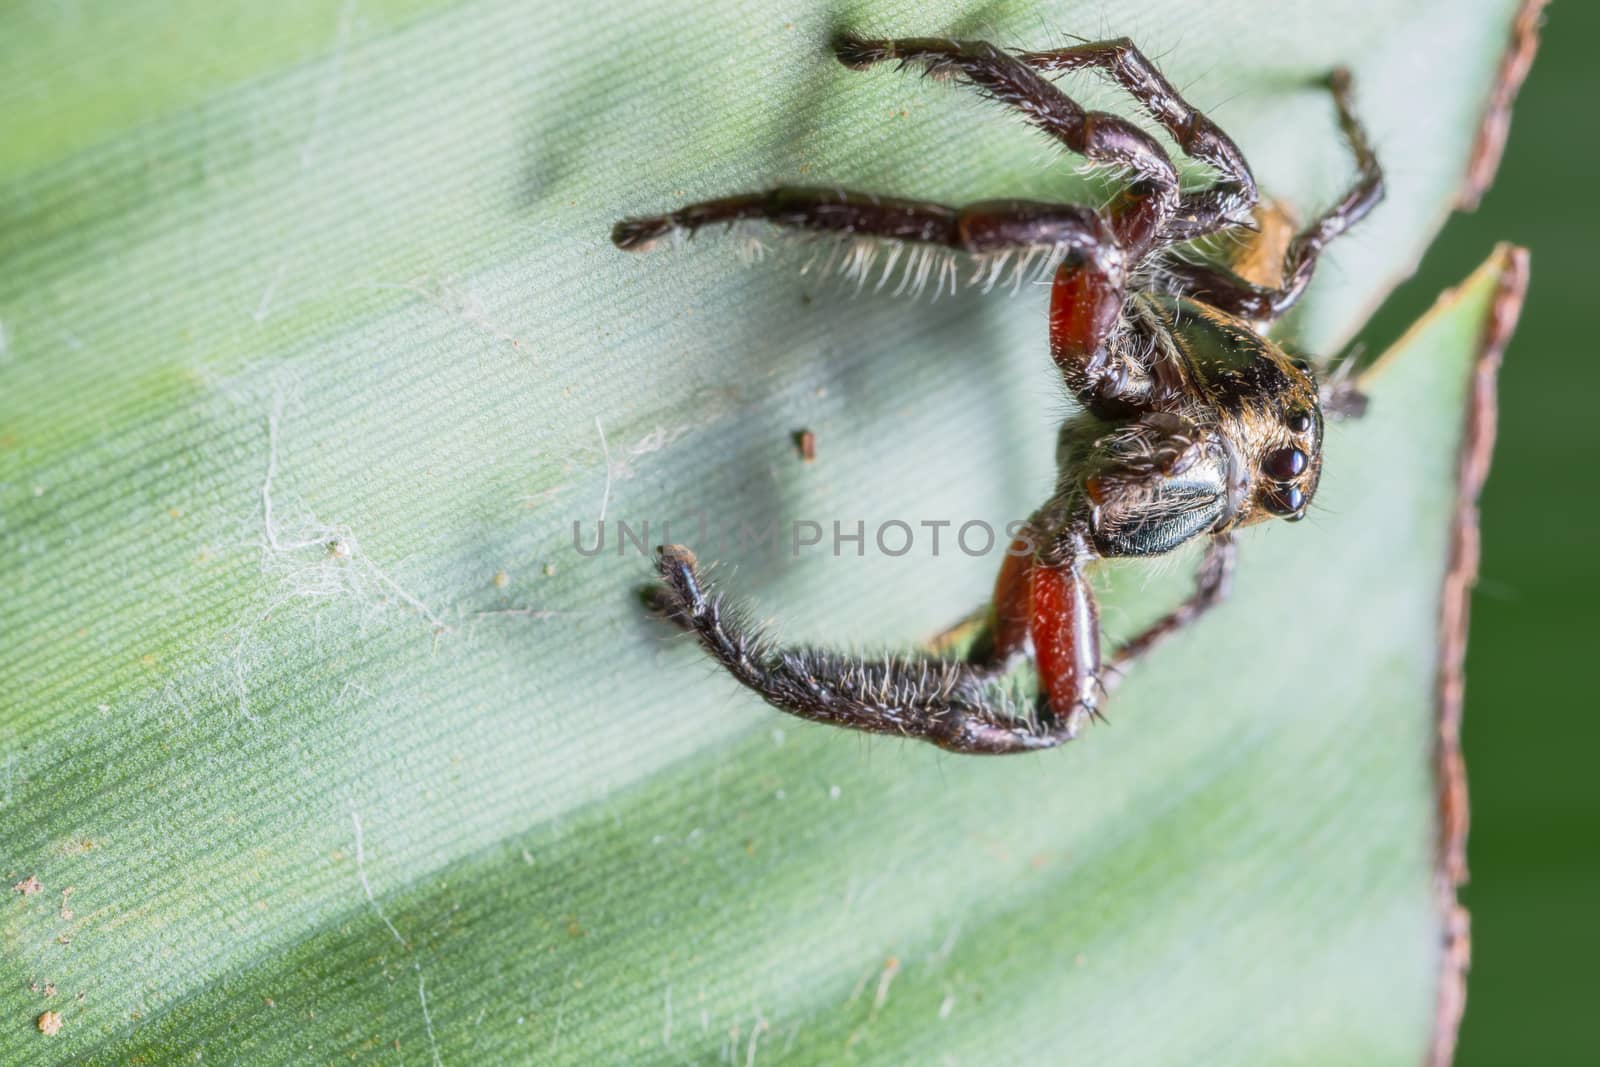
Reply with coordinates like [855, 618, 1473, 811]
[0, 1, 1527, 1062]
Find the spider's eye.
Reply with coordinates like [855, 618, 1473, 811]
[1267, 484, 1305, 516]
[1285, 409, 1313, 434]
[1264, 447, 1307, 480]
[1291, 357, 1313, 374]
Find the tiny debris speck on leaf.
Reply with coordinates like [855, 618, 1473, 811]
[13, 875, 42, 896]
[37, 1010, 62, 1036]
[794, 429, 817, 462]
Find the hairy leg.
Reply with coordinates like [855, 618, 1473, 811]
[835, 33, 1180, 251]
[1101, 534, 1236, 695]
[1023, 528, 1104, 723]
[613, 187, 1112, 254]
[652, 544, 1090, 754]
[1159, 69, 1385, 321]
[1049, 200, 1208, 415]
[1017, 37, 1257, 240]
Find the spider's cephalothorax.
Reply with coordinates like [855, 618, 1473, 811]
[613, 35, 1383, 754]
[1063, 292, 1326, 556]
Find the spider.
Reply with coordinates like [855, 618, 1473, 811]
[611, 33, 1383, 755]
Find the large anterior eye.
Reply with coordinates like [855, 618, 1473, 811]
[1267, 484, 1305, 516]
[1264, 447, 1307, 480]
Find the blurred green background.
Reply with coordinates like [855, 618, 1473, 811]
[1362, 2, 1600, 1062]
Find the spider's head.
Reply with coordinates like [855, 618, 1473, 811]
[1156, 296, 1326, 530]
[1210, 350, 1325, 530]
[1065, 296, 1327, 559]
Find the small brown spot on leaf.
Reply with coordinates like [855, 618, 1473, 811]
[795, 429, 816, 462]
[37, 1010, 62, 1036]
[13, 876, 41, 896]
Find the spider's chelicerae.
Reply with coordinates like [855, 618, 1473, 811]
[611, 33, 1383, 755]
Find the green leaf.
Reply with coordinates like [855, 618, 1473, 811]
[0, 2, 1527, 1062]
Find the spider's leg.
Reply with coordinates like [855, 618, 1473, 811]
[995, 525, 1104, 727]
[1288, 69, 1385, 278]
[1047, 183, 1183, 414]
[1102, 534, 1235, 694]
[926, 607, 1014, 681]
[652, 543, 1096, 755]
[655, 569, 1015, 681]
[1017, 37, 1257, 240]
[834, 34, 1180, 250]
[1158, 69, 1385, 322]
[613, 187, 1116, 276]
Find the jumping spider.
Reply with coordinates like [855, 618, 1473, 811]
[612, 34, 1383, 755]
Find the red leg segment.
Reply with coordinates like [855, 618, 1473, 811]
[988, 541, 1034, 662]
[990, 531, 1103, 727]
[1050, 262, 1123, 373]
